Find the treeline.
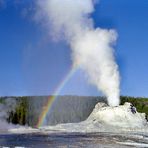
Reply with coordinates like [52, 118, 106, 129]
[7, 97, 29, 125]
[0, 96, 29, 125]
[120, 96, 148, 120]
[0, 96, 148, 126]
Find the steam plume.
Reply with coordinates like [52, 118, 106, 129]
[37, 0, 120, 106]
[0, 98, 17, 129]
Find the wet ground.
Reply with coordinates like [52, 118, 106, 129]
[0, 132, 148, 148]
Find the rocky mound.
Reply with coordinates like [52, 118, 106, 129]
[87, 102, 147, 129]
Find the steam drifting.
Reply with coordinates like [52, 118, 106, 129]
[0, 98, 17, 129]
[37, 0, 120, 106]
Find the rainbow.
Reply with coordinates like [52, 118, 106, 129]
[36, 67, 77, 128]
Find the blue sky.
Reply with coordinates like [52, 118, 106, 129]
[0, 0, 148, 97]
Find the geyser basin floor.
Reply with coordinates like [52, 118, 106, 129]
[2, 102, 148, 147]
[0, 132, 148, 148]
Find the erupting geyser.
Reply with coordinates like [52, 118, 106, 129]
[37, 0, 120, 106]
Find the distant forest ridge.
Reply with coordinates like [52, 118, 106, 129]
[0, 96, 148, 126]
